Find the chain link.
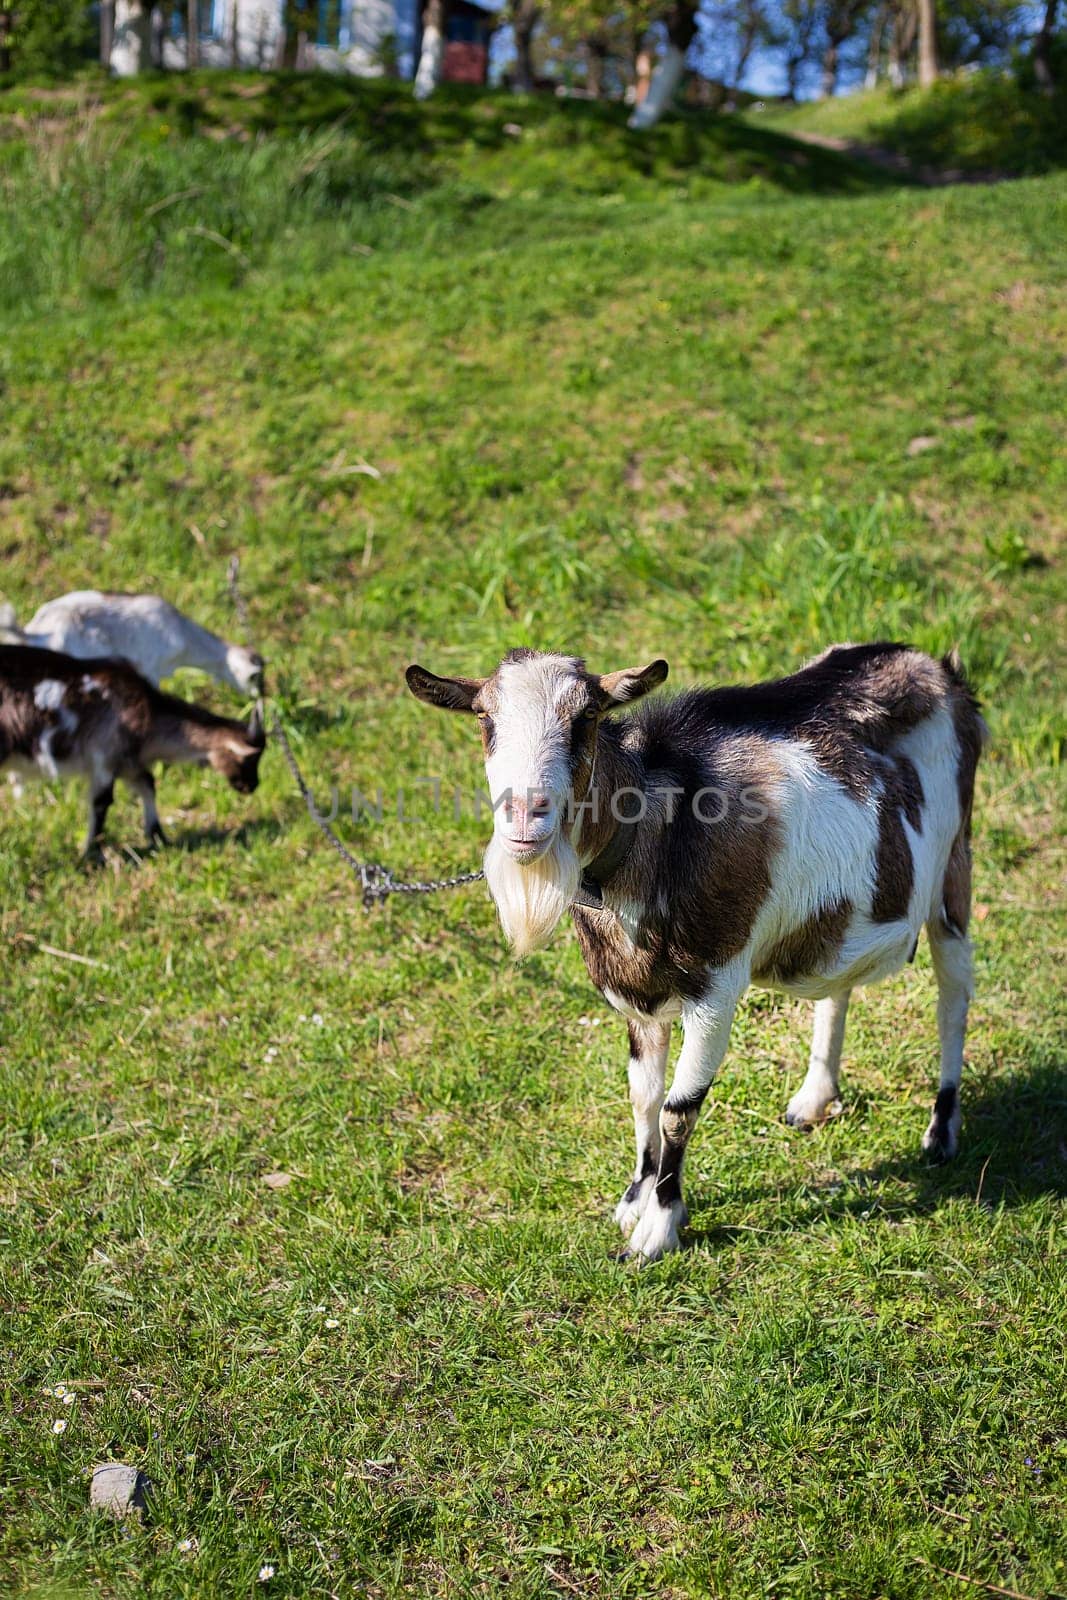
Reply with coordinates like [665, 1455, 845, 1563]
[227, 558, 484, 909]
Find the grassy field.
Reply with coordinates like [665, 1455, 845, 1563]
[1, 80, 1066, 1599]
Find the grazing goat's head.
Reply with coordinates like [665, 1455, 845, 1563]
[227, 645, 266, 697]
[407, 650, 667, 954]
[208, 702, 266, 794]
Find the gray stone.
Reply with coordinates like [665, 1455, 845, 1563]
[89, 1462, 147, 1518]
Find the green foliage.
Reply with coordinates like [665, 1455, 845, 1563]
[0, 88, 1065, 1599]
[4, 0, 94, 77]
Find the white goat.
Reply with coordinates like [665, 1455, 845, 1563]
[4, 592, 263, 695]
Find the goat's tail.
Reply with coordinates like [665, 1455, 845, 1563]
[941, 647, 990, 748]
[0, 602, 24, 645]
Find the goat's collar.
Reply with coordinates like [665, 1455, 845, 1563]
[572, 811, 640, 911]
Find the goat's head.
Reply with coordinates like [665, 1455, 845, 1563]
[209, 703, 266, 795]
[227, 645, 266, 697]
[406, 650, 667, 953]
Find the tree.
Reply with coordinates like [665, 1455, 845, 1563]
[917, 0, 937, 83]
[818, 0, 872, 97]
[780, 0, 821, 96]
[110, 0, 153, 73]
[628, 0, 698, 127]
[509, 0, 542, 89]
[413, 0, 446, 96]
[187, 0, 199, 65]
[1033, 0, 1060, 90]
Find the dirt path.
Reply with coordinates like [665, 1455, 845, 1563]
[789, 128, 1004, 187]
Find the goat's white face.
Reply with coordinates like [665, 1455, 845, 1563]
[481, 653, 591, 861]
[406, 650, 668, 955]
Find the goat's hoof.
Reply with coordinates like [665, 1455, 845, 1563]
[921, 1121, 959, 1163]
[80, 845, 106, 869]
[146, 828, 167, 849]
[623, 1198, 687, 1264]
[614, 1174, 656, 1236]
[785, 1096, 842, 1130]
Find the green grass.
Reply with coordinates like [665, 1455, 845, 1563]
[0, 72, 896, 317]
[747, 68, 1067, 177]
[1, 85, 1066, 1599]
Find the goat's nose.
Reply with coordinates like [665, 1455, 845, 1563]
[528, 792, 552, 816]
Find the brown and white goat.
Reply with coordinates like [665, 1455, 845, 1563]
[0, 645, 265, 858]
[407, 642, 986, 1263]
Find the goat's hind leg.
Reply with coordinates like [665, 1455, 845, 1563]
[922, 836, 974, 1161]
[82, 776, 114, 863]
[126, 766, 166, 847]
[786, 990, 850, 1129]
[615, 1019, 671, 1238]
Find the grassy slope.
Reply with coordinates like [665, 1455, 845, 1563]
[747, 72, 1067, 177]
[1, 87, 1066, 1599]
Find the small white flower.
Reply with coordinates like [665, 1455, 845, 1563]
[311, 1013, 324, 1027]
[298, 1014, 307, 1023]
[62, 1391, 75, 1405]
[51, 1418, 67, 1434]
[177, 1537, 197, 1554]
[258, 1564, 276, 1582]
[51, 1384, 67, 1398]
[324, 1318, 340, 1329]
[264, 1047, 278, 1061]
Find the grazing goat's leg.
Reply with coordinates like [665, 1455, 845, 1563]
[83, 776, 114, 861]
[786, 991, 850, 1129]
[922, 834, 973, 1161]
[624, 966, 746, 1264]
[922, 923, 972, 1161]
[126, 766, 166, 846]
[614, 1019, 671, 1238]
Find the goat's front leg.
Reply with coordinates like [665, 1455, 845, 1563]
[624, 965, 746, 1264]
[614, 1019, 671, 1238]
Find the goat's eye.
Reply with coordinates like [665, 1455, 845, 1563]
[581, 706, 598, 722]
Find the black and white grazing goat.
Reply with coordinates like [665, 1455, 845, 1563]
[0, 645, 265, 859]
[407, 643, 986, 1263]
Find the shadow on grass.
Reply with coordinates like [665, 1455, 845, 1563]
[167, 816, 288, 853]
[691, 1055, 1067, 1248]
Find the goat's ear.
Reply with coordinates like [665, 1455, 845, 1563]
[596, 659, 669, 708]
[247, 702, 266, 746]
[406, 664, 485, 714]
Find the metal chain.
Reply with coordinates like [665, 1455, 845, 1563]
[227, 558, 484, 909]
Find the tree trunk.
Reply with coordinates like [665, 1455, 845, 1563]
[917, 0, 937, 86]
[865, 3, 887, 87]
[1033, 0, 1059, 92]
[510, 1, 540, 93]
[0, 8, 13, 72]
[585, 38, 606, 97]
[888, 2, 915, 87]
[413, 0, 444, 96]
[820, 38, 838, 97]
[187, 0, 199, 66]
[110, 0, 153, 73]
[628, 0, 696, 127]
[230, 0, 239, 63]
[99, 0, 115, 66]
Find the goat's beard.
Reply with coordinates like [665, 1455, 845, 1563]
[484, 831, 581, 957]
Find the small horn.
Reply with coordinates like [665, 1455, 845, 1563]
[247, 701, 265, 743]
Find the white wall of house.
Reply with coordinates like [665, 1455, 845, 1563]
[112, 0, 400, 75]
